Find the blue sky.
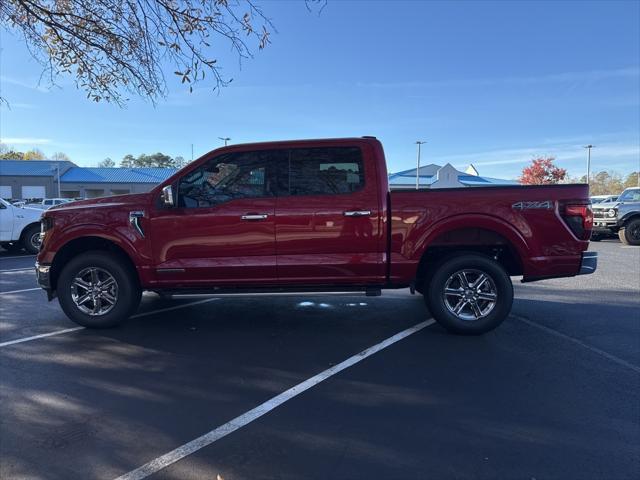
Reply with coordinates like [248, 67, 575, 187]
[1, 0, 639, 180]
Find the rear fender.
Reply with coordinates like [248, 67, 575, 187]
[409, 213, 530, 261]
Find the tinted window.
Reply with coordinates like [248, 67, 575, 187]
[177, 150, 283, 208]
[288, 147, 364, 196]
[619, 189, 640, 202]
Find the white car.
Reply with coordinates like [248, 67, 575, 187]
[590, 194, 619, 204]
[26, 198, 74, 210]
[0, 198, 43, 254]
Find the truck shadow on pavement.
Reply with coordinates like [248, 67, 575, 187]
[1, 293, 638, 479]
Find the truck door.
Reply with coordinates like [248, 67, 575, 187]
[275, 145, 385, 285]
[148, 149, 284, 286]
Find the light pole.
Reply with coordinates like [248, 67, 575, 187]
[415, 141, 427, 189]
[219, 137, 231, 146]
[583, 144, 594, 184]
[51, 163, 61, 197]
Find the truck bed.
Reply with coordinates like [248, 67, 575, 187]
[387, 183, 591, 284]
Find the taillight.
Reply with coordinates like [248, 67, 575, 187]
[561, 203, 592, 240]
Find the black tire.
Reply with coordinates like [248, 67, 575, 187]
[21, 224, 41, 254]
[2, 242, 20, 252]
[424, 254, 513, 335]
[618, 218, 640, 246]
[590, 234, 602, 242]
[57, 251, 141, 328]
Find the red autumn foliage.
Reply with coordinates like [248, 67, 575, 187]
[519, 157, 567, 185]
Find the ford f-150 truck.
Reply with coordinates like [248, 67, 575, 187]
[36, 138, 596, 334]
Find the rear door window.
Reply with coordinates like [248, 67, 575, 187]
[287, 147, 365, 196]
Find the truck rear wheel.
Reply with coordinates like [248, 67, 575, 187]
[618, 218, 640, 246]
[57, 251, 141, 328]
[424, 254, 513, 335]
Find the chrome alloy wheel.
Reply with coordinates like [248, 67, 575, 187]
[443, 269, 498, 321]
[70, 267, 118, 316]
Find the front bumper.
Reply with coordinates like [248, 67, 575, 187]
[592, 219, 617, 232]
[578, 251, 598, 275]
[35, 262, 54, 300]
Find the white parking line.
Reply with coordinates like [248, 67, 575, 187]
[114, 318, 435, 480]
[0, 327, 84, 348]
[130, 298, 218, 319]
[0, 267, 33, 273]
[0, 298, 219, 348]
[515, 315, 640, 374]
[0, 287, 40, 295]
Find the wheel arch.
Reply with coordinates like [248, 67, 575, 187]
[49, 236, 140, 292]
[19, 221, 41, 239]
[620, 212, 640, 226]
[413, 217, 527, 291]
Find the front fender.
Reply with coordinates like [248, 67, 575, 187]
[619, 211, 640, 227]
[40, 222, 151, 267]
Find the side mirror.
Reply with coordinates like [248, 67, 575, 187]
[161, 185, 175, 207]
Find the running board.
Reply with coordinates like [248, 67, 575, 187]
[153, 285, 385, 297]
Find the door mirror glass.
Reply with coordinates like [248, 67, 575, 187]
[161, 185, 174, 207]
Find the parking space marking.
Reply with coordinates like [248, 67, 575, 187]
[0, 298, 219, 349]
[0, 255, 36, 260]
[0, 327, 85, 348]
[130, 298, 218, 319]
[0, 287, 40, 295]
[515, 315, 640, 374]
[115, 318, 435, 480]
[0, 267, 33, 273]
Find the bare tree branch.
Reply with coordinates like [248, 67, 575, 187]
[1, 0, 276, 105]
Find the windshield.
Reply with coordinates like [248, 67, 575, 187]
[618, 188, 640, 202]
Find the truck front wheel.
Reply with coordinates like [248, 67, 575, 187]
[57, 251, 141, 328]
[21, 224, 41, 254]
[618, 218, 640, 246]
[424, 254, 513, 335]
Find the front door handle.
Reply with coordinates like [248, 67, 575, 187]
[343, 210, 371, 217]
[241, 214, 269, 221]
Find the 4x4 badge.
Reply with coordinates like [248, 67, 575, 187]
[512, 201, 553, 210]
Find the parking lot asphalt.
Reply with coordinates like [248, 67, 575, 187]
[1, 240, 639, 480]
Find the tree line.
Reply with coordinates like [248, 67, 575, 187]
[519, 156, 639, 194]
[0, 145, 69, 161]
[0, 145, 188, 168]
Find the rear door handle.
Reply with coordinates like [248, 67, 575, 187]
[343, 210, 371, 217]
[241, 214, 269, 221]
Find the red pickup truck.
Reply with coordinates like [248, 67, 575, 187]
[36, 137, 596, 334]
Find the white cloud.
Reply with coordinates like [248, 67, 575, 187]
[421, 138, 640, 179]
[0, 137, 51, 145]
[356, 66, 640, 89]
[0, 75, 51, 93]
[0, 102, 36, 110]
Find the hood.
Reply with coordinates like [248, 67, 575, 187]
[13, 205, 43, 220]
[47, 192, 153, 212]
[592, 201, 620, 209]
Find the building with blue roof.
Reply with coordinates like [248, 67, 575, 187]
[0, 159, 178, 200]
[388, 163, 518, 189]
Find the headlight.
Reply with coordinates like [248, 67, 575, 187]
[41, 216, 54, 232]
[607, 209, 616, 217]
